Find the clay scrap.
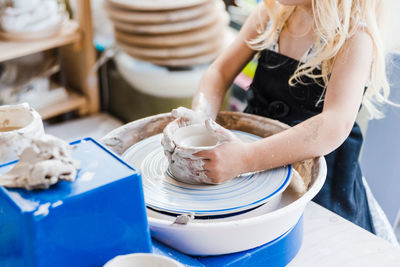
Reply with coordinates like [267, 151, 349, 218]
[0, 134, 79, 190]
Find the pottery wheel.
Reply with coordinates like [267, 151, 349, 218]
[122, 132, 292, 217]
[106, 0, 209, 11]
[112, 2, 224, 34]
[104, 0, 215, 24]
[114, 15, 227, 47]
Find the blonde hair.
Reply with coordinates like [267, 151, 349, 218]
[248, 0, 394, 119]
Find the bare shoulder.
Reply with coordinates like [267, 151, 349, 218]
[234, 2, 269, 46]
[258, 1, 270, 18]
[241, 1, 270, 36]
[338, 28, 374, 60]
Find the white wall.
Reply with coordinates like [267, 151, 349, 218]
[361, 53, 400, 226]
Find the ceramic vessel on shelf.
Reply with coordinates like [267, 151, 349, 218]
[0, 0, 67, 40]
[0, 103, 44, 164]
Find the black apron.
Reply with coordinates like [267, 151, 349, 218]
[244, 49, 375, 233]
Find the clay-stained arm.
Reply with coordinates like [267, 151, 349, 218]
[192, 2, 269, 119]
[196, 30, 373, 183]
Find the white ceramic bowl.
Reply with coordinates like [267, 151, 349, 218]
[104, 253, 184, 267]
[115, 51, 208, 98]
[0, 103, 44, 163]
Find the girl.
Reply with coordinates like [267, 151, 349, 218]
[188, 0, 393, 234]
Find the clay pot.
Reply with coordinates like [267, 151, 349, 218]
[168, 124, 220, 184]
[173, 124, 219, 148]
[0, 103, 44, 163]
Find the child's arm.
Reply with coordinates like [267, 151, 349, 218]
[192, 2, 269, 119]
[196, 29, 374, 183]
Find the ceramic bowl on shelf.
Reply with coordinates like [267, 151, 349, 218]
[115, 51, 209, 98]
[101, 111, 327, 255]
[0, 103, 44, 164]
[0, 0, 68, 41]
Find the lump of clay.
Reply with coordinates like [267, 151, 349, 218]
[0, 134, 79, 190]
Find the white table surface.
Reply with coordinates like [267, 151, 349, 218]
[288, 201, 400, 267]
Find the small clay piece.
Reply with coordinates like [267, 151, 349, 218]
[104, 0, 215, 24]
[173, 212, 195, 225]
[116, 34, 225, 59]
[114, 17, 227, 47]
[111, 4, 223, 34]
[0, 134, 80, 190]
[106, 0, 208, 11]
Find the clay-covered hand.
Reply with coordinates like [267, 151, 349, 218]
[161, 107, 212, 184]
[195, 120, 250, 184]
[162, 107, 241, 184]
[161, 107, 209, 161]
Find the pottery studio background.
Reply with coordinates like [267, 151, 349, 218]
[1, 0, 400, 244]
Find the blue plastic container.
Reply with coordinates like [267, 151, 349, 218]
[0, 138, 152, 267]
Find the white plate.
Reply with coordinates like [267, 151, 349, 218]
[107, 0, 208, 11]
[122, 131, 292, 217]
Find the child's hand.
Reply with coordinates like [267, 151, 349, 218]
[161, 107, 209, 160]
[195, 120, 250, 184]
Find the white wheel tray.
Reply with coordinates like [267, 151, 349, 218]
[146, 156, 326, 255]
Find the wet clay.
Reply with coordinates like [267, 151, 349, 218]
[0, 134, 79, 190]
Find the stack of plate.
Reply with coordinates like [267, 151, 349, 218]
[104, 0, 229, 67]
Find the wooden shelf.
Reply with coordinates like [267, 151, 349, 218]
[0, 20, 80, 62]
[0, 0, 99, 119]
[38, 91, 87, 120]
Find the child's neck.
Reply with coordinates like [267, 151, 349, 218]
[278, 6, 314, 61]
